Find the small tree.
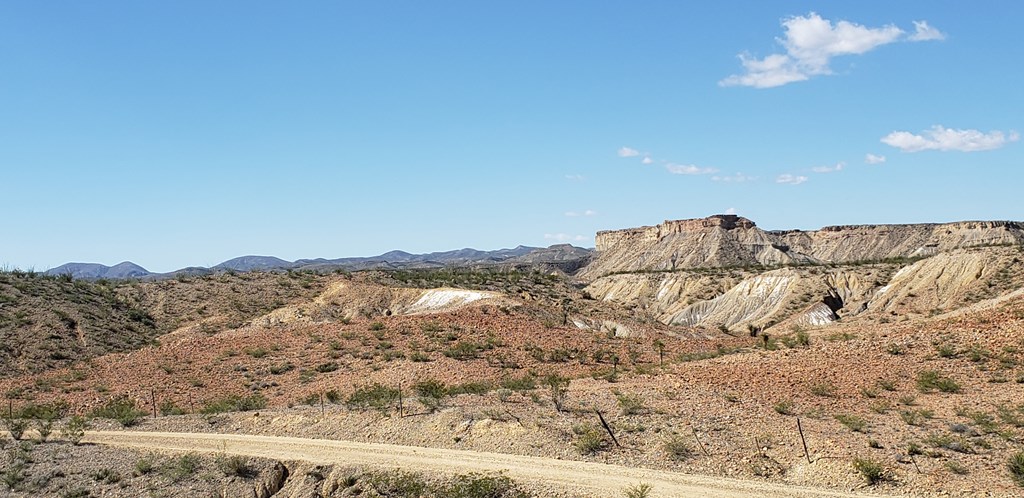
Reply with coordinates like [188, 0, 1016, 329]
[653, 339, 665, 367]
[63, 416, 89, 445]
[34, 419, 53, 442]
[2, 417, 27, 441]
[545, 374, 569, 412]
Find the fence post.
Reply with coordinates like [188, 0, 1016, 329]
[691, 426, 710, 456]
[596, 410, 620, 447]
[797, 417, 811, 463]
[398, 383, 403, 418]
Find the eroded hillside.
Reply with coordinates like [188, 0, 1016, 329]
[581, 215, 1024, 279]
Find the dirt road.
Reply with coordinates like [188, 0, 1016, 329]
[84, 430, 884, 497]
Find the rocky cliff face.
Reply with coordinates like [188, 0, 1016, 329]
[581, 215, 1024, 280]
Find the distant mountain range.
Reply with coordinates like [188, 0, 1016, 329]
[44, 244, 593, 280]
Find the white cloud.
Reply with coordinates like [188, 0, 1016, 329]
[711, 172, 756, 182]
[720, 13, 941, 88]
[776, 174, 809, 185]
[720, 53, 809, 88]
[641, 156, 653, 164]
[666, 163, 718, 175]
[864, 153, 887, 164]
[564, 174, 585, 181]
[565, 210, 597, 217]
[617, 147, 640, 157]
[544, 233, 587, 242]
[881, 125, 1020, 152]
[724, 207, 737, 215]
[811, 162, 845, 173]
[909, 20, 945, 41]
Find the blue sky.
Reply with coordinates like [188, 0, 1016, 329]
[2, 1, 1021, 272]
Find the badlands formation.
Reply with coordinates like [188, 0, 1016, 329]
[2, 215, 1024, 497]
[584, 215, 1024, 332]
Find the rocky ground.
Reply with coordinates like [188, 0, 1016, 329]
[3, 293, 1022, 496]
[0, 436, 284, 497]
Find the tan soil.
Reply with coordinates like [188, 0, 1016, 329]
[84, 430, 881, 498]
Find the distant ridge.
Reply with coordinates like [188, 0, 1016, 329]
[44, 245, 592, 280]
[45, 261, 151, 280]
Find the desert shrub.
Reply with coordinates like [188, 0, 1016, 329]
[365, 470, 528, 498]
[616, 393, 645, 415]
[936, 343, 958, 359]
[447, 381, 493, 396]
[662, 434, 692, 461]
[997, 404, 1024, 428]
[17, 400, 69, 421]
[90, 468, 121, 484]
[315, 362, 339, 373]
[2, 417, 27, 441]
[1010, 451, 1024, 487]
[500, 373, 536, 392]
[347, 384, 400, 411]
[835, 414, 867, 432]
[444, 341, 482, 360]
[545, 374, 569, 412]
[899, 409, 934, 426]
[366, 470, 428, 496]
[917, 370, 960, 393]
[217, 454, 255, 478]
[135, 457, 155, 476]
[34, 418, 53, 442]
[924, 433, 973, 453]
[165, 453, 201, 482]
[443, 473, 529, 498]
[244, 347, 268, 358]
[869, 401, 891, 414]
[414, 379, 447, 412]
[409, 351, 432, 362]
[945, 460, 969, 475]
[89, 395, 146, 427]
[962, 409, 999, 433]
[269, 362, 294, 375]
[61, 487, 90, 498]
[62, 416, 89, 445]
[623, 483, 653, 498]
[809, 381, 836, 397]
[369, 321, 386, 331]
[2, 462, 25, 490]
[574, 425, 605, 455]
[200, 394, 266, 414]
[773, 399, 795, 415]
[852, 457, 885, 484]
[159, 400, 186, 416]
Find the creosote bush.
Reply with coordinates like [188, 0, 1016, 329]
[200, 393, 267, 414]
[347, 383, 400, 411]
[89, 395, 146, 427]
[62, 416, 89, 445]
